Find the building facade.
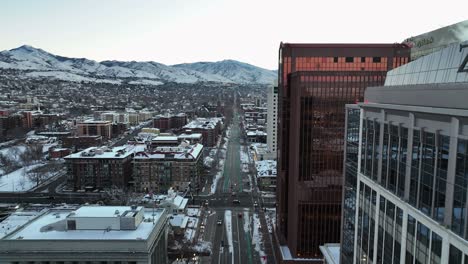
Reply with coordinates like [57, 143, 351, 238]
[153, 113, 187, 132]
[183, 117, 222, 147]
[0, 206, 169, 264]
[276, 43, 410, 261]
[65, 146, 136, 190]
[133, 143, 204, 193]
[341, 41, 468, 264]
[267, 84, 278, 159]
[77, 120, 112, 140]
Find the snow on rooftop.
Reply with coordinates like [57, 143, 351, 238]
[134, 143, 203, 160]
[65, 145, 140, 159]
[5, 208, 164, 240]
[255, 160, 277, 178]
[183, 117, 221, 130]
[0, 211, 42, 239]
[72, 206, 143, 218]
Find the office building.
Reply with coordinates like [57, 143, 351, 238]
[267, 84, 278, 159]
[276, 43, 410, 261]
[341, 41, 468, 264]
[0, 206, 168, 263]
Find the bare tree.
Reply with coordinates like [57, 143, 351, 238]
[27, 166, 48, 187]
[20, 143, 44, 165]
[0, 153, 20, 174]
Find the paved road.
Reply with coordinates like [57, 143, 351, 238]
[198, 94, 276, 264]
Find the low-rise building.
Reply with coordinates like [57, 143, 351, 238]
[77, 120, 112, 140]
[255, 159, 277, 192]
[62, 135, 102, 150]
[65, 145, 141, 190]
[133, 143, 204, 193]
[153, 113, 187, 132]
[247, 130, 267, 144]
[183, 117, 222, 147]
[0, 206, 169, 264]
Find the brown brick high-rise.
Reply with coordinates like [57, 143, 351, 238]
[275, 43, 410, 261]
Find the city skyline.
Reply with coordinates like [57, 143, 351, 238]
[1, 0, 467, 69]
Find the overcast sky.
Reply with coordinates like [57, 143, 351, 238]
[1, 0, 467, 70]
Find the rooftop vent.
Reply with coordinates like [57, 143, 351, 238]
[131, 205, 138, 211]
[115, 210, 120, 215]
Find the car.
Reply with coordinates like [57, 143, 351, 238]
[231, 192, 236, 196]
[253, 202, 258, 207]
[217, 219, 223, 225]
[232, 199, 240, 204]
[238, 213, 242, 218]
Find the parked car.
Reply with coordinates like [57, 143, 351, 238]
[217, 219, 223, 225]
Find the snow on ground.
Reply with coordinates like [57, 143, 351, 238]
[128, 79, 163, 86]
[260, 191, 276, 198]
[0, 163, 52, 192]
[186, 208, 201, 217]
[240, 146, 250, 164]
[265, 208, 276, 234]
[0, 145, 26, 162]
[243, 210, 250, 233]
[253, 213, 267, 264]
[203, 156, 214, 168]
[210, 172, 222, 195]
[224, 210, 233, 256]
[191, 241, 212, 254]
[210, 156, 226, 195]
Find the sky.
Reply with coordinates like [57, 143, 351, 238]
[0, 0, 467, 70]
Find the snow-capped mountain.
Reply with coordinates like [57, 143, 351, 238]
[0, 45, 276, 85]
[173, 60, 277, 84]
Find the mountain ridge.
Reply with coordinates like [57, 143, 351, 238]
[0, 45, 277, 85]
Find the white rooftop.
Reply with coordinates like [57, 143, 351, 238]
[4, 207, 165, 241]
[65, 145, 141, 159]
[134, 143, 203, 160]
[72, 206, 143, 218]
[184, 117, 222, 130]
[256, 160, 277, 177]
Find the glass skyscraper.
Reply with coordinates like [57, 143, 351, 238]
[342, 40, 468, 264]
[275, 43, 410, 261]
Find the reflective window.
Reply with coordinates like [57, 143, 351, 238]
[453, 138, 468, 238]
[430, 232, 442, 264]
[449, 245, 463, 264]
[418, 131, 435, 216]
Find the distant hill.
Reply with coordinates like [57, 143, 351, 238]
[0, 45, 277, 85]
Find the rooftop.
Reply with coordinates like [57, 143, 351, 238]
[134, 143, 203, 160]
[65, 145, 144, 159]
[256, 160, 277, 178]
[3, 206, 165, 241]
[184, 117, 222, 130]
[78, 119, 111, 124]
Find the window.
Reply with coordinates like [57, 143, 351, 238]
[372, 57, 381, 63]
[361, 57, 366, 63]
[333, 57, 338, 63]
[345, 57, 354, 63]
[449, 245, 463, 264]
